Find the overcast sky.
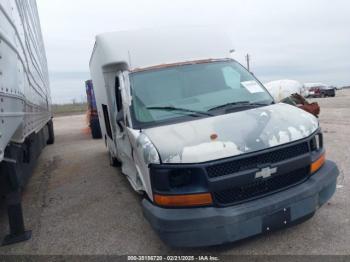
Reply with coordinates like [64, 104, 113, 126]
[37, 0, 350, 104]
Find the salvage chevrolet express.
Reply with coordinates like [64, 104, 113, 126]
[89, 28, 339, 247]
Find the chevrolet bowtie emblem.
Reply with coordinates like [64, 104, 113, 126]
[255, 167, 278, 179]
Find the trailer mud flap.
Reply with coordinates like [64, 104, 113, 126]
[262, 207, 291, 232]
[1, 126, 51, 245]
[2, 190, 32, 246]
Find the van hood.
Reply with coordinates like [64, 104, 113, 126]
[143, 103, 319, 164]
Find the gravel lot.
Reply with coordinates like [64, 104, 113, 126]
[0, 89, 349, 255]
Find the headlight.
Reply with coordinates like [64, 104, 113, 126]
[150, 165, 212, 207]
[310, 132, 323, 152]
[310, 132, 325, 174]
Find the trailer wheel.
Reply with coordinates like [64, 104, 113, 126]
[90, 118, 102, 139]
[47, 119, 55, 145]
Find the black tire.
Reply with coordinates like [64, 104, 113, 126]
[47, 119, 55, 145]
[90, 117, 102, 139]
[109, 152, 122, 167]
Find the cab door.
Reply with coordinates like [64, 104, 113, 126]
[113, 72, 140, 190]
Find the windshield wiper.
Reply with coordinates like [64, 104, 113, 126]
[208, 101, 271, 112]
[147, 106, 213, 117]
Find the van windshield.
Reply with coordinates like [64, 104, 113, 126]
[129, 60, 273, 128]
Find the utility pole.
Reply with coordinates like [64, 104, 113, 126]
[246, 54, 251, 72]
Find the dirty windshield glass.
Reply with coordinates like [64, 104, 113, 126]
[130, 60, 273, 128]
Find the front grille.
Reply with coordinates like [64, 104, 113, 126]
[213, 167, 310, 206]
[206, 142, 309, 179]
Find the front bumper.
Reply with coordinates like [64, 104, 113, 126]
[142, 160, 339, 247]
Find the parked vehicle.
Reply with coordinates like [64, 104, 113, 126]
[320, 86, 336, 97]
[305, 83, 336, 98]
[0, 0, 53, 245]
[85, 80, 102, 139]
[89, 28, 339, 247]
[264, 79, 308, 101]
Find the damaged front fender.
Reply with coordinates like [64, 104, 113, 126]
[136, 133, 161, 165]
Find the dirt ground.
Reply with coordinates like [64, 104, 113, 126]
[0, 90, 349, 255]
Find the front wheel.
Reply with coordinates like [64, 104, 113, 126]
[109, 152, 122, 167]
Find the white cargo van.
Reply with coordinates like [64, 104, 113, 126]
[89, 28, 339, 247]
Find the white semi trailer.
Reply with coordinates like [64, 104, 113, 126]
[0, 0, 54, 245]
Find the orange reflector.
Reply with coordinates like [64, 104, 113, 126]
[154, 193, 213, 207]
[311, 153, 326, 174]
